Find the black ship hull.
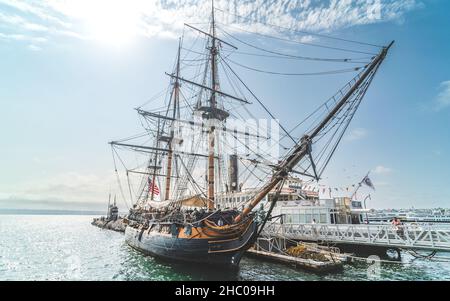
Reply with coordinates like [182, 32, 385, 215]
[125, 222, 257, 267]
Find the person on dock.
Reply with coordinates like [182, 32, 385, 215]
[392, 217, 402, 227]
[311, 219, 318, 236]
[391, 217, 405, 238]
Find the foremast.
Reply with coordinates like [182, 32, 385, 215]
[164, 39, 182, 201]
[234, 41, 395, 223]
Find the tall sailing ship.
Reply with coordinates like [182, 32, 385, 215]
[110, 2, 393, 267]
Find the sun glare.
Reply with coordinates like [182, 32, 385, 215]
[67, 0, 143, 47]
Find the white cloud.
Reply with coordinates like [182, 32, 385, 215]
[0, 12, 48, 31]
[0, 196, 105, 211]
[0, 0, 422, 48]
[0, 32, 47, 43]
[433, 150, 442, 156]
[373, 165, 392, 174]
[345, 127, 368, 141]
[22, 22, 48, 32]
[0, 0, 71, 28]
[28, 44, 42, 51]
[373, 181, 389, 187]
[24, 172, 110, 201]
[0, 171, 137, 210]
[434, 80, 450, 111]
[0, 12, 24, 25]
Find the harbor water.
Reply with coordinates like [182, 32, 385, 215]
[1, 215, 450, 281]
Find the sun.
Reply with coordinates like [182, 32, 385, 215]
[89, 3, 140, 46]
[68, 0, 142, 47]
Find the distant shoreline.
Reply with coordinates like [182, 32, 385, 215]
[0, 209, 106, 216]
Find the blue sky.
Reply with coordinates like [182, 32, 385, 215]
[0, 0, 449, 211]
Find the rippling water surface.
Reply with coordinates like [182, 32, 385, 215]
[1, 215, 450, 281]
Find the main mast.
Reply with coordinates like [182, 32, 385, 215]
[207, 0, 218, 209]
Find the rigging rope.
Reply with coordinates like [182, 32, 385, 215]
[257, 178, 286, 237]
[316, 73, 375, 178]
[222, 49, 372, 64]
[111, 147, 130, 210]
[126, 171, 135, 207]
[220, 54, 298, 145]
[218, 25, 378, 56]
[226, 57, 365, 76]
[214, 8, 384, 48]
[281, 70, 364, 143]
[294, 73, 370, 178]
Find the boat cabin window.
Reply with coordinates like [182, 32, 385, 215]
[352, 201, 362, 208]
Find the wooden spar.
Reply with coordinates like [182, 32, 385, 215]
[109, 142, 214, 159]
[165, 39, 181, 201]
[137, 109, 265, 138]
[184, 23, 237, 50]
[207, 127, 215, 208]
[150, 118, 161, 201]
[165, 146, 174, 200]
[239, 157, 316, 178]
[165, 74, 251, 104]
[234, 41, 394, 223]
[127, 170, 179, 178]
[208, 0, 217, 209]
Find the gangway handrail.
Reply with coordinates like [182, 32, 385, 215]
[262, 222, 450, 252]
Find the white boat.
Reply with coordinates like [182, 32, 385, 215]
[216, 177, 369, 226]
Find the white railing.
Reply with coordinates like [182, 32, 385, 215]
[262, 223, 450, 252]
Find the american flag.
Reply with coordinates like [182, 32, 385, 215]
[148, 179, 160, 195]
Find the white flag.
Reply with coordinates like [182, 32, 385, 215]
[362, 176, 375, 190]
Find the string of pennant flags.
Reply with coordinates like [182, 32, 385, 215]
[300, 175, 375, 194]
[301, 184, 359, 193]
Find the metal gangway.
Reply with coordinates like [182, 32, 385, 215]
[263, 223, 450, 252]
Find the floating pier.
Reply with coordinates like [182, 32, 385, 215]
[246, 248, 343, 273]
[246, 237, 346, 273]
[247, 249, 343, 273]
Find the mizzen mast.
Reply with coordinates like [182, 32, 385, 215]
[149, 117, 161, 201]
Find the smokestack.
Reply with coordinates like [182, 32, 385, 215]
[228, 154, 239, 192]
